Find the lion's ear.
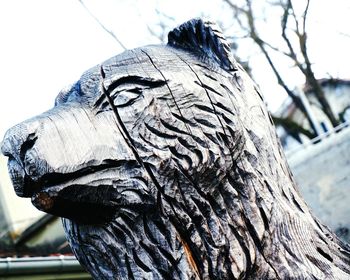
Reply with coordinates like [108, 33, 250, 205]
[167, 18, 238, 71]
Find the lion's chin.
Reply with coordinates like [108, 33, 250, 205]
[29, 166, 153, 224]
[31, 188, 118, 224]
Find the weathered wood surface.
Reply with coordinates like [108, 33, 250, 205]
[1, 19, 350, 279]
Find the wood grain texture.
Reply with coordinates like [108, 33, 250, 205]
[1, 19, 350, 279]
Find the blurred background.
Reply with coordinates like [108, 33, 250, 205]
[0, 0, 349, 278]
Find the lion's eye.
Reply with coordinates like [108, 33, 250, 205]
[112, 87, 143, 108]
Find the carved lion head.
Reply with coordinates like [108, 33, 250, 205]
[1, 19, 249, 224]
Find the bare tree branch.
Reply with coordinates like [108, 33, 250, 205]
[281, 1, 307, 75]
[222, 0, 249, 15]
[261, 38, 292, 57]
[78, 0, 127, 50]
[222, 0, 323, 135]
[289, 1, 301, 36]
[243, 1, 315, 127]
[302, 0, 311, 33]
[294, 0, 339, 126]
[146, 24, 163, 43]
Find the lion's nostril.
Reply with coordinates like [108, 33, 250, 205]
[19, 133, 38, 162]
[1, 118, 41, 159]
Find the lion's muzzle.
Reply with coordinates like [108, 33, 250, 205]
[1, 104, 155, 223]
[1, 122, 40, 197]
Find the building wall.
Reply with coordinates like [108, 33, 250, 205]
[307, 83, 350, 128]
[324, 84, 350, 121]
[276, 81, 350, 151]
[287, 126, 350, 242]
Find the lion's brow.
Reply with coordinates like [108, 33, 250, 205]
[94, 75, 167, 108]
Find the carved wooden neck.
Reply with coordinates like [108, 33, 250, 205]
[62, 155, 350, 280]
[225, 144, 350, 279]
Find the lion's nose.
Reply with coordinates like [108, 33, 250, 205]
[1, 136, 12, 157]
[1, 124, 26, 160]
[1, 122, 40, 197]
[1, 122, 38, 163]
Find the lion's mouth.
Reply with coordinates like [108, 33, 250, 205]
[8, 158, 136, 195]
[8, 158, 146, 223]
[7, 157, 41, 197]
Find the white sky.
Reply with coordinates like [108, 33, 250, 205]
[0, 0, 349, 138]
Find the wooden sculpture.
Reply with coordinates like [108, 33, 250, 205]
[2, 19, 350, 279]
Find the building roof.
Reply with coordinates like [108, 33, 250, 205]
[276, 78, 350, 119]
[303, 78, 350, 94]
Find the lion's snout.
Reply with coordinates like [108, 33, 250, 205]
[1, 121, 40, 197]
[1, 122, 38, 160]
[1, 100, 152, 222]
